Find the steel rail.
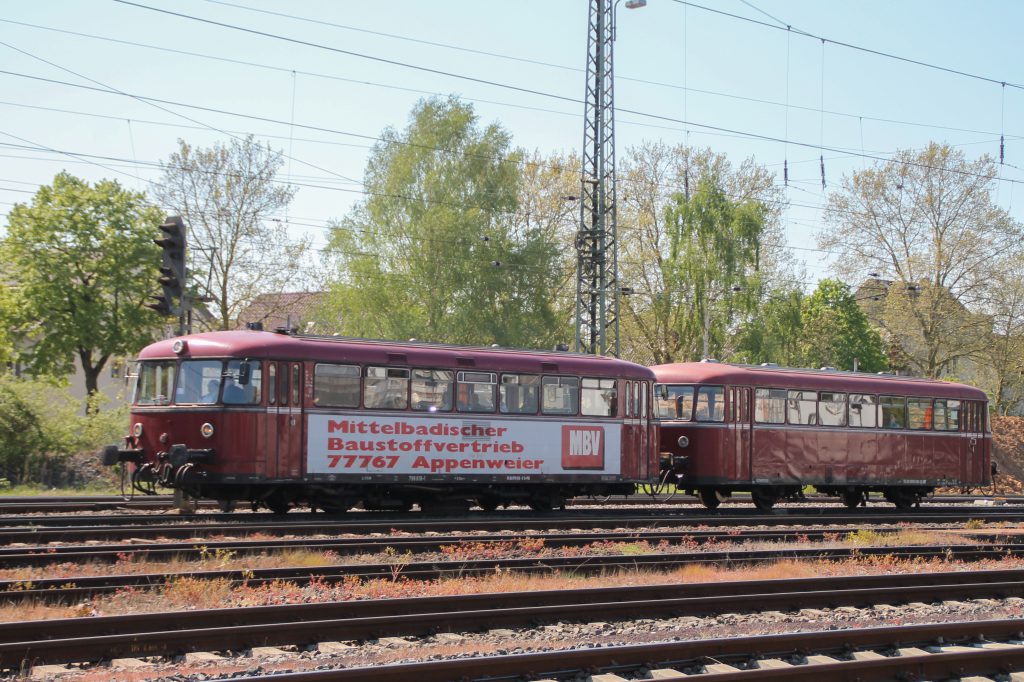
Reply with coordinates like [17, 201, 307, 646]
[2, 508, 1022, 542]
[0, 528, 879, 567]
[227, 618, 1024, 682]
[4, 573, 1024, 669]
[2, 543, 1019, 604]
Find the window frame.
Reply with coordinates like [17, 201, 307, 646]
[313, 363, 361, 409]
[694, 385, 726, 423]
[456, 371, 498, 413]
[754, 387, 787, 425]
[541, 375, 580, 416]
[499, 373, 540, 415]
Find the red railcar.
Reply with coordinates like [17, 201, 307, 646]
[102, 330, 658, 513]
[653, 361, 992, 509]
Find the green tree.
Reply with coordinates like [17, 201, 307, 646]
[662, 174, 767, 360]
[733, 286, 804, 366]
[615, 142, 789, 364]
[800, 279, 886, 371]
[1, 173, 164, 406]
[320, 97, 562, 347]
[820, 142, 1021, 378]
[155, 136, 308, 331]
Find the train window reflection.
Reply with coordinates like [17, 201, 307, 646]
[542, 376, 579, 415]
[880, 396, 906, 429]
[818, 392, 847, 426]
[365, 366, 409, 410]
[581, 377, 617, 417]
[457, 371, 497, 413]
[135, 361, 175, 406]
[787, 390, 818, 425]
[907, 397, 933, 429]
[314, 364, 360, 408]
[849, 394, 877, 427]
[655, 385, 694, 420]
[412, 369, 453, 412]
[754, 388, 786, 424]
[695, 386, 725, 422]
[500, 374, 540, 414]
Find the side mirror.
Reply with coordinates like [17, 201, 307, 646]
[238, 362, 252, 386]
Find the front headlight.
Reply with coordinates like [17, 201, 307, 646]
[200, 423, 215, 439]
[132, 423, 143, 438]
[677, 435, 689, 448]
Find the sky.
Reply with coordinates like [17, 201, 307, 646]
[1, 0, 1021, 292]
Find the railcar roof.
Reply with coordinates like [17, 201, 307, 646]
[140, 331, 655, 378]
[651, 361, 986, 400]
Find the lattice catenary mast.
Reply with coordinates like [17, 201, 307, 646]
[575, 0, 620, 356]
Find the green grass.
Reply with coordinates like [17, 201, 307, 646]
[0, 481, 122, 496]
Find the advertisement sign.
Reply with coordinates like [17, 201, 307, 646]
[307, 414, 621, 476]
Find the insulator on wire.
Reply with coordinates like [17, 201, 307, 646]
[1000, 135, 1005, 165]
[783, 160, 789, 187]
[819, 155, 826, 190]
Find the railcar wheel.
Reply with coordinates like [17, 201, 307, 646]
[265, 494, 291, 515]
[698, 488, 726, 510]
[476, 496, 500, 512]
[885, 489, 915, 509]
[841, 490, 864, 509]
[217, 500, 236, 513]
[751, 489, 778, 511]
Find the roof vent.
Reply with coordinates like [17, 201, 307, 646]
[387, 353, 407, 364]
[553, 343, 570, 352]
[819, 366, 838, 371]
[700, 358, 719, 363]
[541, 362, 559, 373]
[457, 357, 475, 367]
[760, 362, 779, 367]
[245, 322, 263, 331]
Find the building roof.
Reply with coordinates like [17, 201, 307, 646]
[235, 291, 329, 333]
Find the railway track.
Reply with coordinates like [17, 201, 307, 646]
[6, 570, 1024, 671]
[0, 527, 928, 567]
[3, 542, 1018, 604]
[3, 508, 1023, 544]
[226, 618, 1024, 682]
[0, 493, 1019, 514]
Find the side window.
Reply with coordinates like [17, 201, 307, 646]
[907, 397, 933, 430]
[411, 369, 453, 412]
[849, 394, 877, 427]
[314, 364, 360, 408]
[542, 376, 579, 415]
[641, 382, 648, 419]
[500, 374, 539, 414]
[695, 386, 725, 422]
[880, 396, 906, 429]
[947, 400, 960, 431]
[754, 388, 786, 424]
[818, 392, 846, 426]
[581, 377, 617, 417]
[364, 366, 409, 410]
[656, 385, 695, 420]
[268, 363, 277, 406]
[787, 390, 818, 425]
[457, 371, 497, 413]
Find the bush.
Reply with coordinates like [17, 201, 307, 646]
[0, 376, 127, 488]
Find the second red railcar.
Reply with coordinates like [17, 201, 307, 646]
[653, 361, 991, 509]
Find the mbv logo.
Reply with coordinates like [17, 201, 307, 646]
[561, 425, 605, 470]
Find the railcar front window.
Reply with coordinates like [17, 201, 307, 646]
[695, 386, 725, 422]
[412, 369, 453, 412]
[135, 361, 176, 405]
[542, 376, 579, 415]
[582, 377, 617, 417]
[223, 360, 262, 404]
[880, 396, 906, 429]
[849, 394, 877, 427]
[754, 388, 786, 424]
[177, 360, 223, 404]
[655, 385, 694, 420]
[500, 374, 540, 414]
[818, 392, 847, 426]
[364, 367, 409, 410]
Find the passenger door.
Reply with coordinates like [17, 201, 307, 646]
[728, 386, 752, 483]
[276, 362, 303, 479]
[262, 362, 278, 479]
